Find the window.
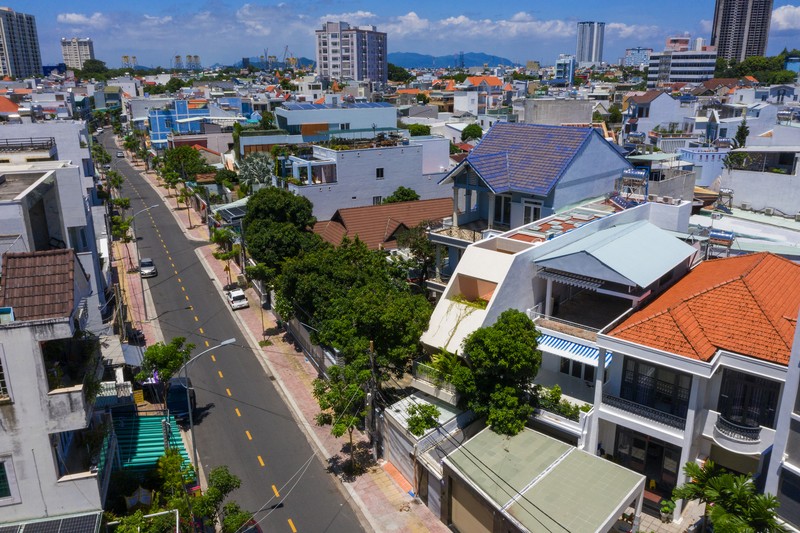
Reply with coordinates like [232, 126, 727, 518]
[372, 196, 382, 205]
[0, 356, 8, 402]
[493, 195, 511, 226]
[560, 357, 570, 374]
[523, 200, 542, 225]
[0, 455, 20, 505]
[583, 364, 595, 383]
[620, 356, 691, 418]
[376, 168, 384, 179]
[340, 123, 350, 130]
[718, 368, 780, 428]
[0, 463, 9, 498]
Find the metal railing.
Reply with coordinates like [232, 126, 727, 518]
[715, 415, 761, 442]
[0, 137, 56, 152]
[413, 361, 456, 394]
[602, 393, 686, 430]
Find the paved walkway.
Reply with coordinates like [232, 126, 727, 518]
[113, 152, 449, 533]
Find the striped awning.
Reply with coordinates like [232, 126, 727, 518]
[537, 334, 612, 368]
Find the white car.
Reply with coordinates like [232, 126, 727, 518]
[226, 288, 249, 310]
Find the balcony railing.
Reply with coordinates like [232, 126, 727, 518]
[715, 415, 761, 442]
[413, 361, 456, 394]
[602, 393, 686, 430]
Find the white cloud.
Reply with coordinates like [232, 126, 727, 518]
[142, 14, 173, 26]
[382, 12, 431, 36]
[772, 5, 800, 30]
[699, 19, 713, 33]
[56, 12, 109, 28]
[606, 22, 660, 40]
[319, 11, 378, 25]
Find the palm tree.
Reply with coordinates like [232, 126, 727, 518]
[672, 460, 725, 532]
[706, 473, 785, 533]
[178, 187, 194, 228]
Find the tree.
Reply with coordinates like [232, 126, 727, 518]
[220, 502, 254, 533]
[671, 460, 726, 533]
[81, 59, 108, 77]
[177, 187, 195, 228]
[383, 186, 420, 204]
[387, 63, 414, 83]
[453, 309, 541, 435]
[211, 227, 239, 286]
[214, 168, 238, 186]
[165, 77, 188, 93]
[237, 152, 274, 190]
[137, 337, 195, 400]
[461, 123, 483, 142]
[259, 110, 275, 130]
[407, 123, 431, 137]
[608, 104, 623, 124]
[406, 403, 441, 436]
[193, 466, 242, 525]
[416, 92, 430, 105]
[396, 221, 435, 285]
[313, 363, 369, 472]
[735, 118, 750, 148]
[162, 145, 212, 181]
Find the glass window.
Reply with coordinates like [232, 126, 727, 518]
[571, 361, 583, 378]
[0, 462, 9, 498]
[584, 365, 595, 383]
[718, 368, 780, 428]
[376, 168, 384, 179]
[372, 196, 382, 205]
[560, 357, 570, 374]
[620, 356, 690, 418]
[0, 357, 7, 401]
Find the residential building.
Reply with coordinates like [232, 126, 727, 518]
[315, 21, 387, 86]
[679, 146, 730, 187]
[576, 22, 605, 65]
[647, 50, 717, 87]
[711, 0, 773, 62]
[623, 47, 653, 69]
[0, 8, 41, 79]
[665, 36, 691, 52]
[60, 38, 94, 70]
[555, 55, 577, 85]
[719, 144, 800, 214]
[453, 76, 511, 115]
[148, 99, 212, 149]
[0, 249, 113, 527]
[622, 90, 696, 145]
[281, 134, 450, 219]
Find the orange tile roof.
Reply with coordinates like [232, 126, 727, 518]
[313, 198, 452, 250]
[444, 80, 456, 92]
[466, 76, 503, 87]
[396, 88, 420, 95]
[610, 253, 800, 365]
[0, 95, 18, 113]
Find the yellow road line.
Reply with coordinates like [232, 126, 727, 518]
[168, 256, 172, 261]
[272, 485, 280, 497]
[288, 519, 297, 532]
[177, 277, 181, 282]
[193, 316, 198, 322]
[245, 430, 252, 440]
[175, 270, 179, 275]
[218, 370, 223, 378]
[205, 341, 210, 347]
[185, 295, 190, 301]
[199, 327, 204, 333]
[226, 388, 231, 396]
[257, 455, 264, 467]
[171, 263, 175, 268]
[181, 286, 185, 292]
[210, 354, 215, 361]
[235, 408, 241, 417]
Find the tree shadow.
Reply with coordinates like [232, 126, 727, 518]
[325, 440, 375, 482]
[189, 403, 215, 426]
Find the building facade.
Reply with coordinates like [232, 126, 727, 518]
[315, 21, 387, 85]
[0, 8, 41, 78]
[647, 50, 717, 87]
[60, 38, 94, 70]
[711, 0, 773, 62]
[576, 21, 605, 64]
[555, 54, 577, 85]
[623, 47, 653, 68]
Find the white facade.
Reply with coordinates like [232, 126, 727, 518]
[0, 8, 41, 79]
[647, 51, 717, 87]
[679, 147, 729, 187]
[315, 21, 387, 85]
[60, 38, 94, 70]
[576, 21, 605, 64]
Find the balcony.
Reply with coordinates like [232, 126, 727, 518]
[602, 393, 686, 430]
[411, 361, 458, 405]
[54, 415, 117, 506]
[43, 336, 104, 432]
[702, 410, 775, 455]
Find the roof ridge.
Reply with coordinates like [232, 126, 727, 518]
[668, 306, 709, 358]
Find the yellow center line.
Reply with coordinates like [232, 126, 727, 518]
[199, 327, 204, 333]
[193, 315, 198, 321]
[257, 455, 264, 467]
[226, 388, 231, 396]
[218, 370, 223, 378]
[185, 295, 190, 301]
[168, 256, 172, 261]
[171, 263, 175, 268]
[272, 485, 280, 497]
[210, 354, 215, 361]
[235, 407, 241, 417]
[177, 277, 181, 282]
[245, 430, 252, 440]
[175, 270, 179, 275]
[288, 519, 297, 533]
[181, 286, 185, 292]
[205, 341, 210, 347]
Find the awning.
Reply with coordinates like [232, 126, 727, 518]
[537, 270, 603, 291]
[538, 333, 611, 368]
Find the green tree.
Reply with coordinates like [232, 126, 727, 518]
[416, 93, 430, 105]
[259, 110, 275, 130]
[177, 187, 195, 228]
[396, 221, 435, 285]
[215, 168, 238, 186]
[165, 77, 188, 93]
[735, 118, 750, 148]
[211, 227, 240, 286]
[220, 502, 254, 533]
[137, 337, 195, 400]
[406, 403, 441, 436]
[106, 170, 125, 192]
[163, 145, 212, 181]
[608, 104, 623, 124]
[461, 123, 483, 142]
[387, 63, 414, 83]
[193, 466, 242, 525]
[407, 123, 431, 137]
[453, 309, 541, 435]
[81, 59, 109, 77]
[383, 186, 420, 203]
[313, 363, 369, 471]
[672, 460, 726, 533]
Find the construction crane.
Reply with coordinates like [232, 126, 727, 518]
[282, 45, 290, 66]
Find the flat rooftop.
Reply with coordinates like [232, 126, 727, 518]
[0, 170, 52, 201]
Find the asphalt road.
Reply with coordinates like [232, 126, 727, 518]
[100, 134, 364, 533]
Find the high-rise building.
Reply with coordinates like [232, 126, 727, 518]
[623, 47, 653, 68]
[316, 21, 387, 86]
[665, 36, 691, 52]
[711, 0, 773, 62]
[555, 54, 577, 85]
[60, 37, 94, 70]
[0, 8, 41, 78]
[646, 50, 717, 87]
[576, 22, 605, 64]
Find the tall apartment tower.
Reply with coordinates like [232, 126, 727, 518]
[315, 21, 387, 86]
[576, 21, 605, 64]
[711, 0, 773, 62]
[60, 38, 95, 70]
[0, 8, 41, 78]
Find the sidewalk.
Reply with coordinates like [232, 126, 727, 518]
[118, 157, 449, 533]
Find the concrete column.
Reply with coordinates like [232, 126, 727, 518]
[452, 188, 459, 227]
[586, 351, 607, 454]
[487, 192, 495, 229]
[544, 279, 554, 316]
[632, 491, 644, 533]
[435, 245, 442, 279]
[292, 161, 300, 181]
[307, 162, 313, 185]
[674, 376, 703, 518]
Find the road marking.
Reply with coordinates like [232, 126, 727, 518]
[218, 370, 223, 378]
[210, 354, 215, 361]
[168, 256, 172, 261]
[288, 519, 297, 532]
[235, 407, 241, 417]
[205, 341, 210, 348]
[177, 277, 181, 282]
[272, 485, 280, 497]
[171, 263, 175, 268]
[175, 270, 179, 275]
[245, 430, 252, 441]
[181, 286, 185, 292]
[185, 295, 190, 301]
[199, 327, 204, 333]
[257, 455, 264, 466]
[226, 388, 231, 396]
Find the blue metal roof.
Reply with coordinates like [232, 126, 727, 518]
[538, 333, 611, 368]
[462, 123, 596, 196]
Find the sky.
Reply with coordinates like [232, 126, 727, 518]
[21, 0, 800, 68]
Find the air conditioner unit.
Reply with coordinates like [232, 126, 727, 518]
[795, 212, 800, 222]
[662, 196, 673, 204]
[672, 198, 682, 205]
[741, 202, 751, 211]
[764, 207, 774, 216]
[647, 194, 658, 202]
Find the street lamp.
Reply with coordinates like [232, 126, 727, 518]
[132, 204, 159, 321]
[177, 338, 236, 477]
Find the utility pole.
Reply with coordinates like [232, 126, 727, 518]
[368, 340, 378, 462]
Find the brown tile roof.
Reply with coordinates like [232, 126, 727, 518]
[628, 90, 665, 104]
[313, 198, 452, 250]
[0, 250, 83, 321]
[610, 253, 800, 365]
[0, 95, 18, 113]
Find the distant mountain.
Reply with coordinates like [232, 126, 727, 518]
[388, 52, 516, 69]
[234, 56, 315, 69]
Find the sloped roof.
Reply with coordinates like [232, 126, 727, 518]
[313, 198, 452, 250]
[610, 253, 800, 364]
[0, 95, 18, 113]
[0, 249, 82, 321]
[465, 76, 503, 87]
[450, 123, 598, 195]
[628, 90, 664, 104]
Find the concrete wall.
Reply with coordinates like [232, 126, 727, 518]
[721, 167, 800, 215]
[275, 105, 396, 132]
[521, 99, 593, 125]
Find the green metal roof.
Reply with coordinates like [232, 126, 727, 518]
[113, 413, 193, 480]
